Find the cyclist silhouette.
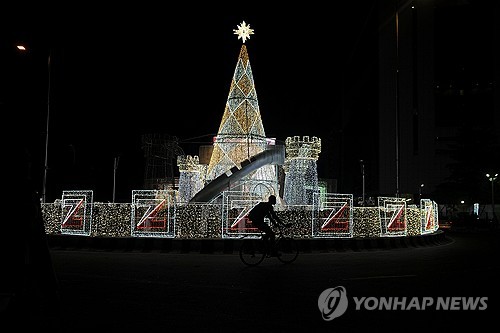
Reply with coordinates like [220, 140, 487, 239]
[247, 195, 289, 256]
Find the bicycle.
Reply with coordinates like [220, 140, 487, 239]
[239, 223, 299, 266]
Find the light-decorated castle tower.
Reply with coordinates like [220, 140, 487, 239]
[177, 155, 207, 203]
[283, 136, 322, 205]
[206, 21, 279, 199]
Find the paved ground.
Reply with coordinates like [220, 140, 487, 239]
[3, 228, 499, 332]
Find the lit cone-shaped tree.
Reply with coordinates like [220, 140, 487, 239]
[206, 22, 279, 199]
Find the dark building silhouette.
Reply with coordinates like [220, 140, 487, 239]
[377, 0, 498, 201]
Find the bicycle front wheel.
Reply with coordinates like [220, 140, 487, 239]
[276, 237, 299, 264]
[239, 238, 266, 266]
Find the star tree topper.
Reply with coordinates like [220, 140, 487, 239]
[233, 21, 254, 43]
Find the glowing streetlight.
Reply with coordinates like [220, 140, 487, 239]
[419, 183, 424, 200]
[486, 173, 498, 221]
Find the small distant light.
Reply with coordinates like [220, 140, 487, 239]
[411, 6, 415, 9]
[17, 45, 26, 51]
[461, 200, 465, 204]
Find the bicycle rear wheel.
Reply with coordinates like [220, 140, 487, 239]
[276, 237, 299, 264]
[239, 238, 266, 266]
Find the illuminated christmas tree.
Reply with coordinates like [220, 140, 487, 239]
[206, 22, 279, 199]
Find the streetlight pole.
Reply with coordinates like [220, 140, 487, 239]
[395, 0, 400, 198]
[42, 51, 51, 203]
[113, 156, 120, 203]
[419, 183, 424, 201]
[360, 160, 365, 206]
[16, 44, 51, 203]
[486, 173, 498, 221]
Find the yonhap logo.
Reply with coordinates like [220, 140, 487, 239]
[318, 286, 488, 321]
[352, 296, 488, 311]
[318, 286, 349, 320]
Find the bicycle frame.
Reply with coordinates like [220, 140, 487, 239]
[239, 223, 299, 266]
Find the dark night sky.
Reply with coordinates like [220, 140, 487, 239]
[1, 1, 496, 202]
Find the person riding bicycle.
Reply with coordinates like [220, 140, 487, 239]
[247, 195, 290, 257]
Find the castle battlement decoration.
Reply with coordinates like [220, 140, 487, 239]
[177, 155, 206, 204]
[284, 136, 322, 205]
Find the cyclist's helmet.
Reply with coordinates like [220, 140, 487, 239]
[268, 195, 277, 205]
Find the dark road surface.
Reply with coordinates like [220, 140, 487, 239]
[9, 230, 500, 332]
